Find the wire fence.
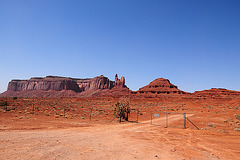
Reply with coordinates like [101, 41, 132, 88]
[150, 111, 187, 129]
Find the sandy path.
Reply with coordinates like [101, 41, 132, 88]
[0, 114, 239, 160]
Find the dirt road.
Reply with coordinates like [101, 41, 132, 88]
[0, 114, 239, 160]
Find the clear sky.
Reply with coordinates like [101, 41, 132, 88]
[0, 0, 240, 93]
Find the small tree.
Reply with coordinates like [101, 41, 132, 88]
[114, 97, 131, 122]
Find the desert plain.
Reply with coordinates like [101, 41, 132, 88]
[0, 95, 240, 160]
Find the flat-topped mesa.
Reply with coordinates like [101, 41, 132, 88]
[7, 77, 80, 92]
[114, 74, 127, 89]
[7, 75, 114, 93]
[137, 78, 185, 95]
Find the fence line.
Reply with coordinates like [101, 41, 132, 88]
[150, 111, 199, 130]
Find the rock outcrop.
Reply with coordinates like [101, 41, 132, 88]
[2, 74, 240, 98]
[76, 75, 114, 91]
[7, 76, 81, 92]
[136, 78, 186, 95]
[1, 74, 128, 97]
[6, 75, 114, 93]
[114, 74, 127, 89]
[193, 88, 240, 97]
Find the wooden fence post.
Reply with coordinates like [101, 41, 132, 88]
[150, 112, 152, 125]
[166, 112, 168, 128]
[183, 113, 186, 129]
[137, 109, 139, 123]
[89, 106, 93, 121]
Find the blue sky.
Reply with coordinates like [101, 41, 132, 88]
[0, 0, 240, 93]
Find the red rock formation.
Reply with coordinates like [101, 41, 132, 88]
[136, 78, 186, 95]
[194, 88, 240, 97]
[2, 75, 240, 98]
[6, 75, 114, 93]
[88, 75, 114, 90]
[114, 74, 127, 89]
[1, 74, 129, 97]
[75, 75, 114, 91]
[7, 76, 81, 92]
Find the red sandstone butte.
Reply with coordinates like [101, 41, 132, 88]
[136, 78, 186, 95]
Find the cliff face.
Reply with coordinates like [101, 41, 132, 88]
[8, 77, 81, 92]
[7, 75, 114, 93]
[2, 74, 130, 97]
[76, 75, 114, 91]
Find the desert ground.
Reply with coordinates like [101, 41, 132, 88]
[0, 97, 240, 160]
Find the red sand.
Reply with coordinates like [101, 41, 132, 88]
[0, 96, 240, 159]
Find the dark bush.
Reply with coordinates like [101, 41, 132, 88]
[0, 101, 7, 106]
